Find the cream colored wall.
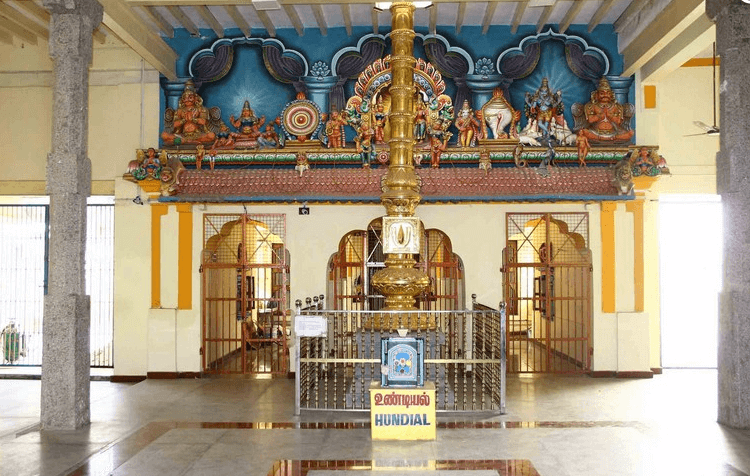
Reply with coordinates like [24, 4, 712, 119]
[1, 32, 718, 376]
[637, 64, 719, 370]
[0, 34, 160, 194]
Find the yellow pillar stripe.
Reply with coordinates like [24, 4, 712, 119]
[626, 199, 645, 312]
[176, 203, 193, 310]
[601, 202, 617, 313]
[151, 203, 169, 308]
[644, 85, 656, 109]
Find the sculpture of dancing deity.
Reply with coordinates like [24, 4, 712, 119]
[161, 80, 216, 145]
[355, 115, 375, 168]
[519, 78, 575, 146]
[454, 100, 481, 148]
[427, 118, 451, 168]
[572, 77, 634, 144]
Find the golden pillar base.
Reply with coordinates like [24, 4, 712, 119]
[370, 254, 432, 331]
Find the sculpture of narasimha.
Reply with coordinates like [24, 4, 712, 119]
[571, 77, 634, 144]
[161, 80, 218, 146]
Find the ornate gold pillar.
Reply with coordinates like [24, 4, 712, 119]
[371, 2, 430, 329]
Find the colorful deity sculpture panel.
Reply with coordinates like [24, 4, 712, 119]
[519, 78, 576, 146]
[571, 77, 635, 144]
[162, 80, 220, 146]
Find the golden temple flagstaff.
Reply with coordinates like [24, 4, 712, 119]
[371, 2, 431, 328]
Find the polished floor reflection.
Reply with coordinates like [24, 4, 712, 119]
[1, 370, 749, 476]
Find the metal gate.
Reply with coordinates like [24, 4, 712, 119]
[201, 214, 288, 375]
[329, 219, 463, 311]
[0, 204, 114, 368]
[502, 213, 592, 373]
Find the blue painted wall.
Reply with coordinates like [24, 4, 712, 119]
[161, 24, 628, 146]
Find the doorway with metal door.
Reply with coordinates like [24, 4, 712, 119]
[503, 212, 592, 374]
[201, 213, 289, 375]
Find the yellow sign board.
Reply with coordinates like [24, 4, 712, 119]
[369, 382, 436, 440]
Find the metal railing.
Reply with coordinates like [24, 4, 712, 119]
[294, 295, 505, 413]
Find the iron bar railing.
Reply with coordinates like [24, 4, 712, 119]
[294, 296, 505, 414]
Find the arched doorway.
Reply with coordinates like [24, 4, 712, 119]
[503, 212, 592, 373]
[328, 218, 464, 311]
[201, 213, 289, 375]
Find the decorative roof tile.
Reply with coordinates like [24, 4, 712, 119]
[170, 166, 626, 202]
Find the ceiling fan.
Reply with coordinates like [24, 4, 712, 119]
[687, 42, 720, 137]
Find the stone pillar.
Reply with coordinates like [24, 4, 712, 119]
[41, 0, 102, 430]
[707, 0, 750, 430]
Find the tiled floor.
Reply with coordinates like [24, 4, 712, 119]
[1, 369, 749, 476]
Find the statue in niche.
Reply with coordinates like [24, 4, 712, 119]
[257, 123, 281, 149]
[373, 97, 389, 145]
[229, 100, 266, 148]
[323, 109, 347, 149]
[519, 78, 575, 146]
[414, 100, 428, 143]
[576, 131, 590, 167]
[571, 77, 634, 144]
[480, 88, 520, 140]
[355, 114, 375, 168]
[427, 117, 451, 168]
[454, 100, 481, 148]
[161, 80, 219, 146]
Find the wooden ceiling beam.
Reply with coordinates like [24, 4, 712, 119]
[341, 3, 351, 36]
[282, 4, 304, 36]
[0, 2, 47, 40]
[429, 3, 437, 34]
[194, 5, 223, 38]
[588, 0, 616, 33]
[141, 5, 174, 38]
[511, 1, 526, 34]
[0, 18, 36, 44]
[253, 6, 276, 37]
[621, 0, 705, 77]
[0, 26, 11, 44]
[224, 5, 251, 37]
[536, 5, 554, 34]
[166, 5, 199, 36]
[456, 2, 466, 35]
[8, 0, 48, 24]
[640, 14, 715, 83]
[98, 0, 177, 80]
[613, 0, 650, 33]
[559, 0, 585, 34]
[312, 4, 327, 36]
[481, 1, 498, 35]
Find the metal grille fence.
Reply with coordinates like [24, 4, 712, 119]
[202, 213, 289, 375]
[503, 213, 592, 374]
[0, 204, 114, 368]
[295, 307, 505, 413]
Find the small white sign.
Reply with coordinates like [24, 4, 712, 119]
[295, 315, 328, 337]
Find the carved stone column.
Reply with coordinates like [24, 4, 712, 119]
[707, 0, 750, 430]
[41, 0, 102, 430]
[371, 2, 430, 329]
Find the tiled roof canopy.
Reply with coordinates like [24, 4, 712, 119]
[168, 166, 626, 203]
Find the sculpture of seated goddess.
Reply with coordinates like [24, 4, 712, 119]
[161, 80, 216, 146]
[572, 77, 634, 144]
[230, 100, 266, 148]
